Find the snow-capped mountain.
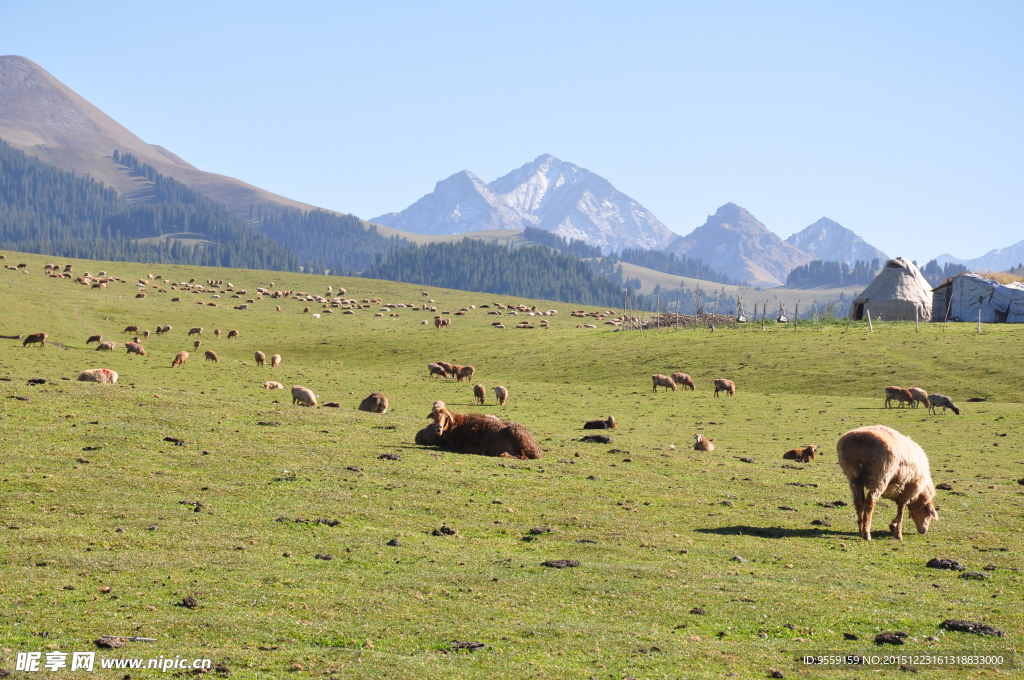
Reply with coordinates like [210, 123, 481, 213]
[371, 154, 676, 252]
[934, 239, 1024, 272]
[785, 217, 888, 265]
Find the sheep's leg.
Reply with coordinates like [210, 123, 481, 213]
[890, 503, 906, 540]
[862, 488, 884, 541]
[848, 482, 867, 538]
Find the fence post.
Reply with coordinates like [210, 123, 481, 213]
[978, 308, 982, 334]
[867, 309, 873, 332]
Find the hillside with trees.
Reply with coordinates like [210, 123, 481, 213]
[613, 248, 739, 285]
[785, 259, 879, 287]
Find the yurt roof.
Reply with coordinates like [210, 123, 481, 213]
[851, 257, 932, 305]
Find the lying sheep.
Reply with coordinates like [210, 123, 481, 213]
[671, 373, 696, 391]
[23, 332, 49, 348]
[927, 394, 960, 415]
[473, 384, 486, 404]
[291, 385, 317, 407]
[426, 401, 541, 459]
[694, 434, 714, 452]
[652, 374, 677, 392]
[86, 334, 103, 344]
[428, 363, 448, 379]
[255, 351, 266, 367]
[271, 354, 281, 369]
[77, 368, 118, 384]
[908, 387, 930, 409]
[264, 380, 284, 390]
[205, 350, 219, 362]
[171, 351, 188, 368]
[783, 445, 817, 462]
[884, 386, 915, 409]
[584, 416, 616, 429]
[494, 385, 508, 406]
[95, 340, 115, 352]
[837, 425, 938, 541]
[358, 392, 389, 413]
[125, 342, 146, 357]
[713, 378, 736, 397]
[457, 365, 475, 382]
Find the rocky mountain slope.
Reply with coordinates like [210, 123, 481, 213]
[785, 217, 888, 264]
[935, 239, 1024, 272]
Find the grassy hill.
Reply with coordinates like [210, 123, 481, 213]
[1, 250, 1020, 678]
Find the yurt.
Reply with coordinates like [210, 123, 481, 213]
[849, 257, 932, 321]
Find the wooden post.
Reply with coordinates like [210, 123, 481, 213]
[656, 289, 660, 333]
[867, 309, 873, 332]
[978, 307, 982, 334]
[794, 301, 800, 331]
[943, 283, 953, 332]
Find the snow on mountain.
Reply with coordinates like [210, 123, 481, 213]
[371, 154, 676, 252]
[934, 239, 1024, 271]
[785, 217, 888, 265]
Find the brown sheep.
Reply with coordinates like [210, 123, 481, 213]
[426, 401, 542, 459]
[95, 340, 115, 351]
[494, 385, 508, 406]
[143, 330, 150, 339]
[125, 342, 146, 356]
[428, 363, 447, 379]
[436, 361, 456, 378]
[86, 334, 103, 344]
[214, 328, 221, 339]
[783, 445, 818, 463]
[291, 385, 317, 407]
[671, 373, 696, 391]
[205, 350, 219, 362]
[694, 434, 715, 452]
[264, 380, 284, 390]
[583, 416, 616, 429]
[227, 330, 239, 340]
[837, 425, 938, 541]
[473, 384, 486, 404]
[171, 351, 189, 368]
[457, 365, 476, 382]
[23, 332, 49, 348]
[440, 318, 451, 329]
[193, 339, 201, 350]
[713, 378, 736, 397]
[652, 374, 677, 392]
[358, 392, 389, 413]
[156, 325, 172, 334]
[77, 368, 118, 384]
[255, 351, 266, 366]
[908, 387, 930, 409]
[415, 424, 442, 446]
[884, 386, 915, 409]
[271, 354, 281, 369]
[123, 325, 140, 333]
[188, 327, 202, 336]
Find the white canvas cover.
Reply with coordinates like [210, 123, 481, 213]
[851, 257, 932, 321]
[948, 273, 1024, 322]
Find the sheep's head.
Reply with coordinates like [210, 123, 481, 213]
[607, 416, 616, 429]
[950, 405, 961, 416]
[909, 497, 938, 534]
[426, 401, 453, 433]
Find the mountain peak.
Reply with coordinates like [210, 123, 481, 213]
[785, 217, 888, 265]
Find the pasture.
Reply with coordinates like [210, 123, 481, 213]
[0, 250, 1021, 679]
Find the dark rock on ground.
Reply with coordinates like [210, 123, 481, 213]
[387, 538, 401, 547]
[541, 559, 579, 569]
[379, 453, 402, 460]
[432, 525, 457, 536]
[181, 595, 199, 609]
[690, 607, 706, 615]
[581, 435, 611, 443]
[874, 632, 905, 645]
[843, 633, 858, 640]
[940, 619, 1003, 637]
[926, 558, 965, 571]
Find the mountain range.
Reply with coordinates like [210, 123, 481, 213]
[934, 240, 1024, 272]
[372, 155, 676, 252]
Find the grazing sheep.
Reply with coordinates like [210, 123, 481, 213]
[473, 384, 486, 404]
[95, 340, 115, 351]
[171, 351, 189, 368]
[86, 334, 103, 344]
[125, 342, 146, 357]
[214, 329, 221, 339]
[434, 317, 442, 329]
[227, 330, 239, 340]
[193, 340, 201, 350]
[123, 325, 139, 333]
[584, 416, 616, 430]
[255, 351, 266, 366]
[436, 361, 456, 377]
[205, 350, 219, 362]
[457, 365, 476, 382]
[188, 327, 202, 336]
[927, 394, 961, 416]
[426, 401, 542, 459]
[291, 385, 317, 407]
[264, 380, 284, 390]
[652, 374, 677, 392]
[77, 368, 118, 384]
[276, 306, 282, 312]
[271, 354, 281, 369]
[713, 378, 736, 397]
[441, 318, 451, 329]
[143, 330, 150, 339]
[884, 386, 915, 409]
[694, 434, 715, 451]
[783, 445, 818, 462]
[908, 387, 930, 409]
[359, 392, 389, 413]
[494, 385, 508, 406]
[156, 325, 172, 334]
[671, 373, 696, 391]
[428, 363, 448, 379]
[837, 425, 938, 541]
[303, 307, 310, 313]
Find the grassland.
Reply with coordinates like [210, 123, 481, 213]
[0, 249, 1021, 679]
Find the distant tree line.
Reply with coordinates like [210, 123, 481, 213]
[612, 248, 739, 285]
[521, 226, 604, 258]
[920, 259, 968, 287]
[785, 259, 879, 287]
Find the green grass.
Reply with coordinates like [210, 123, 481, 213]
[0, 250, 1021, 679]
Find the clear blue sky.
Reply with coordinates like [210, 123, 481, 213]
[2, 1, 1022, 261]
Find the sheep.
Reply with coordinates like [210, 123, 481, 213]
[291, 385, 317, 407]
[156, 325, 172, 334]
[255, 351, 266, 367]
[123, 325, 140, 333]
[436, 361, 456, 377]
[434, 317, 442, 329]
[927, 394, 960, 415]
[884, 386, 915, 409]
[95, 340, 115, 351]
[303, 307, 310, 313]
[214, 329, 221, 339]
[188, 327, 202, 336]
[271, 354, 281, 369]
[125, 342, 146, 357]
[440, 318, 451, 329]
[193, 340, 201, 350]
[908, 387, 930, 409]
[143, 330, 150, 339]
[227, 330, 239, 340]
[837, 425, 938, 541]
[473, 384, 486, 404]
[264, 380, 284, 390]
[171, 351, 189, 368]
[694, 434, 715, 451]
[205, 350, 219, 362]
[494, 385, 508, 406]
[671, 373, 696, 391]
[426, 401, 542, 459]
[783, 445, 818, 462]
[713, 378, 736, 397]
[86, 334, 103, 345]
[77, 368, 118, 384]
[359, 392, 389, 413]
[652, 374, 677, 392]
[428, 363, 447, 379]
[457, 365, 476, 382]
[583, 416, 616, 430]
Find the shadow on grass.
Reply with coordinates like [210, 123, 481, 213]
[696, 525, 859, 539]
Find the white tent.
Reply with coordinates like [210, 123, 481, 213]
[933, 273, 1024, 323]
[850, 257, 932, 321]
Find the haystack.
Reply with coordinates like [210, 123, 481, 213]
[850, 258, 932, 321]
